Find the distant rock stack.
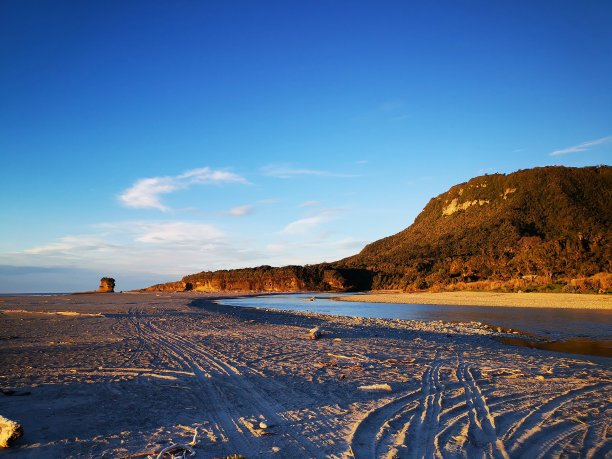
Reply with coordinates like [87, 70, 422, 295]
[98, 277, 115, 293]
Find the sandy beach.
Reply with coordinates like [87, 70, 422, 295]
[0, 293, 610, 458]
[338, 291, 612, 310]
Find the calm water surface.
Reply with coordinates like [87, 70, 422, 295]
[216, 293, 612, 341]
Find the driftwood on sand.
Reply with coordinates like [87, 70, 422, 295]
[309, 326, 322, 340]
[0, 415, 23, 448]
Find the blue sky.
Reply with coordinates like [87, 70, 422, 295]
[1, 1, 611, 292]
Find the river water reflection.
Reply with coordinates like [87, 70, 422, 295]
[215, 293, 612, 341]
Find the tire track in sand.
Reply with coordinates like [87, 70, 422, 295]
[349, 352, 446, 458]
[400, 358, 444, 458]
[349, 387, 423, 458]
[455, 356, 509, 459]
[504, 382, 609, 458]
[136, 316, 255, 453]
[141, 316, 323, 457]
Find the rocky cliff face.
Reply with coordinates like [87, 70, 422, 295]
[140, 281, 189, 292]
[98, 277, 115, 293]
[143, 266, 373, 293]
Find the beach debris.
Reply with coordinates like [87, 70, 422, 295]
[327, 353, 355, 360]
[1, 309, 102, 317]
[358, 383, 392, 392]
[0, 415, 23, 448]
[121, 428, 199, 459]
[271, 446, 281, 453]
[241, 418, 274, 437]
[154, 443, 195, 459]
[188, 427, 198, 447]
[309, 326, 322, 340]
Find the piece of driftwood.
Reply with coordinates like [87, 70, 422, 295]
[121, 428, 199, 459]
[0, 415, 23, 448]
[155, 443, 195, 458]
[358, 383, 392, 392]
[309, 326, 322, 340]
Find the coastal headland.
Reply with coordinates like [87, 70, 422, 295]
[143, 166, 612, 296]
[0, 293, 609, 458]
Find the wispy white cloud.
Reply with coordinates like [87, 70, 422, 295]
[549, 135, 612, 156]
[133, 221, 224, 243]
[261, 164, 357, 179]
[26, 221, 225, 251]
[281, 215, 330, 235]
[226, 205, 254, 216]
[24, 236, 119, 255]
[119, 167, 249, 211]
[299, 200, 320, 208]
[265, 237, 364, 265]
[280, 210, 341, 235]
[3, 209, 364, 289]
[7, 220, 260, 278]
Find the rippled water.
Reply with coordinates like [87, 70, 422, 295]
[216, 293, 612, 341]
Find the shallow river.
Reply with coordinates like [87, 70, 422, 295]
[216, 293, 612, 341]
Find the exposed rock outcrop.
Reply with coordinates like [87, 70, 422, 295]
[143, 266, 374, 293]
[98, 277, 115, 293]
[140, 281, 191, 293]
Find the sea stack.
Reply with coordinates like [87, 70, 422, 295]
[98, 277, 115, 293]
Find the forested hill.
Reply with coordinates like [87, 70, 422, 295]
[338, 165, 611, 291]
[143, 166, 611, 293]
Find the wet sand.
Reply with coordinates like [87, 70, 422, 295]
[338, 291, 612, 309]
[0, 293, 610, 458]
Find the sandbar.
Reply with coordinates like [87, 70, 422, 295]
[338, 291, 612, 309]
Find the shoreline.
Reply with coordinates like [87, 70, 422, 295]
[0, 293, 610, 457]
[337, 290, 612, 309]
